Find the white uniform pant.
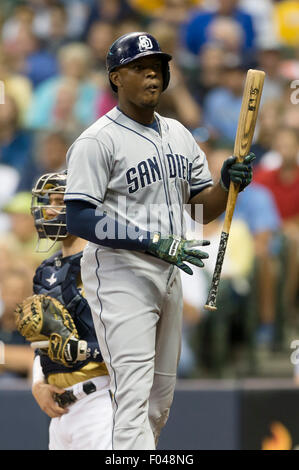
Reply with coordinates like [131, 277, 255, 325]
[49, 376, 113, 450]
[81, 246, 183, 450]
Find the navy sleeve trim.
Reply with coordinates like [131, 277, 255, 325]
[64, 192, 103, 205]
[189, 182, 213, 200]
[191, 178, 213, 187]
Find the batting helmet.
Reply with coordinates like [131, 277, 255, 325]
[31, 171, 68, 251]
[106, 32, 172, 92]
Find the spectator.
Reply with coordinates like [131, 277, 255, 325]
[137, 0, 198, 25]
[42, 2, 70, 54]
[3, 26, 58, 88]
[87, 21, 116, 75]
[0, 268, 34, 381]
[255, 127, 299, 320]
[273, 0, 299, 48]
[149, 21, 201, 129]
[206, 16, 246, 55]
[25, 42, 98, 130]
[83, 0, 134, 38]
[203, 56, 247, 144]
[258, 125, 299, 171]
[0, 48, 32, 124]
[0, 165, 20, 234]
[19, 130, 72, 191]
[240, 0, 279, 49]
[1, 192, 56, 265]
[251, 99, 283, 165]
[209, 149, 282, 347]
[255, 127, 299, 225]
[187, 43, 224, 105]
[1, 3, 34, 42]
[281, 105, 299, 133]
[184, 0, 256, 58]
[0, 95, 34, 175]
[257, 41, 286, 104]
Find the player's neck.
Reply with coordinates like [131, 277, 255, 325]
[62, 235, 87, 257]
[117, 101, 155, 126]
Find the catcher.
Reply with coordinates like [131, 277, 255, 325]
[15, 171, 112, 450]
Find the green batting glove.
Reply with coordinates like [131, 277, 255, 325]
[220, 152, 256, 192]
[147, 233, 210, 275]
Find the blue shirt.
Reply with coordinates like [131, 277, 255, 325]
[234, 183, 281, 235]
[203, 88, 243, 142]
[0, 130, 33, 173]
[184, 8, 255, 56]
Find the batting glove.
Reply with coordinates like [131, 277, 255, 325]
[147, 233, 210, 275]
[220, 152, 256, 192]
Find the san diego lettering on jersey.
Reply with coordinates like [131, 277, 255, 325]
[126, 153, 192, 194]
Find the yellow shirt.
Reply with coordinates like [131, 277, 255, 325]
[129, 0, 201, 15]
[274, 0, 299, 47]
[4, 75, 32, 125]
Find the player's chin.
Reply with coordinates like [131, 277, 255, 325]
[140, 95, 160, 109]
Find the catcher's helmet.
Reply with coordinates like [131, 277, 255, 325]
[31, 171, 67, 251]
[106, 32, 172, 92]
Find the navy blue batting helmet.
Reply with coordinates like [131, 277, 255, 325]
[106, 32, 172, 92]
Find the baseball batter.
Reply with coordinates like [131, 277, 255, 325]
[64, 32, 255, 450]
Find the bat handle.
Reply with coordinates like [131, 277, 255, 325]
[30, 341, 49, 349]
[204, 231, 229, 311]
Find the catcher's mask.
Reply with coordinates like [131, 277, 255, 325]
[31, 171, 67, 252]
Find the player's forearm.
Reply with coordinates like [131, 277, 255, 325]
[189, 183, 228, 224]
[3, 345, 34, 373]
[66, 200, 152, 251]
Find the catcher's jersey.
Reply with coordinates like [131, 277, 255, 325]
[64, 106, 212, 238]
[33, 251, 108, 385]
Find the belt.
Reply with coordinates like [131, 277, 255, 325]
[54, 376, 110, 408]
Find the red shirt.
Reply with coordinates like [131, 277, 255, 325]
[254, 166, 299, 220]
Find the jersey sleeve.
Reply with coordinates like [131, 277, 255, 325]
[189, 141, 213, 200]
[64, 136, 112, 206]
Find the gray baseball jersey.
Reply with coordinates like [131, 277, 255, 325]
[65, 106, 212, 238]
[65, 106, 213, 450]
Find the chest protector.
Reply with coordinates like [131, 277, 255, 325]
[33, 251, 97, 344]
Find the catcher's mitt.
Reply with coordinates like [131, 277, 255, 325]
[15, 294, 87, 367]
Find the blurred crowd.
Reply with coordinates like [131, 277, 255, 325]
[0, 0, 298, 381]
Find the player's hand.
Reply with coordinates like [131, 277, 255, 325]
[220, 152, 256, 192]
[147, 233, 210, 275]
[32, 381, 68, 418]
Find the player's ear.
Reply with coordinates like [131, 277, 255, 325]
[110, 70, 122, 90]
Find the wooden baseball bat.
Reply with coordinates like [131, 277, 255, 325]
[204, 69, 265, 311]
